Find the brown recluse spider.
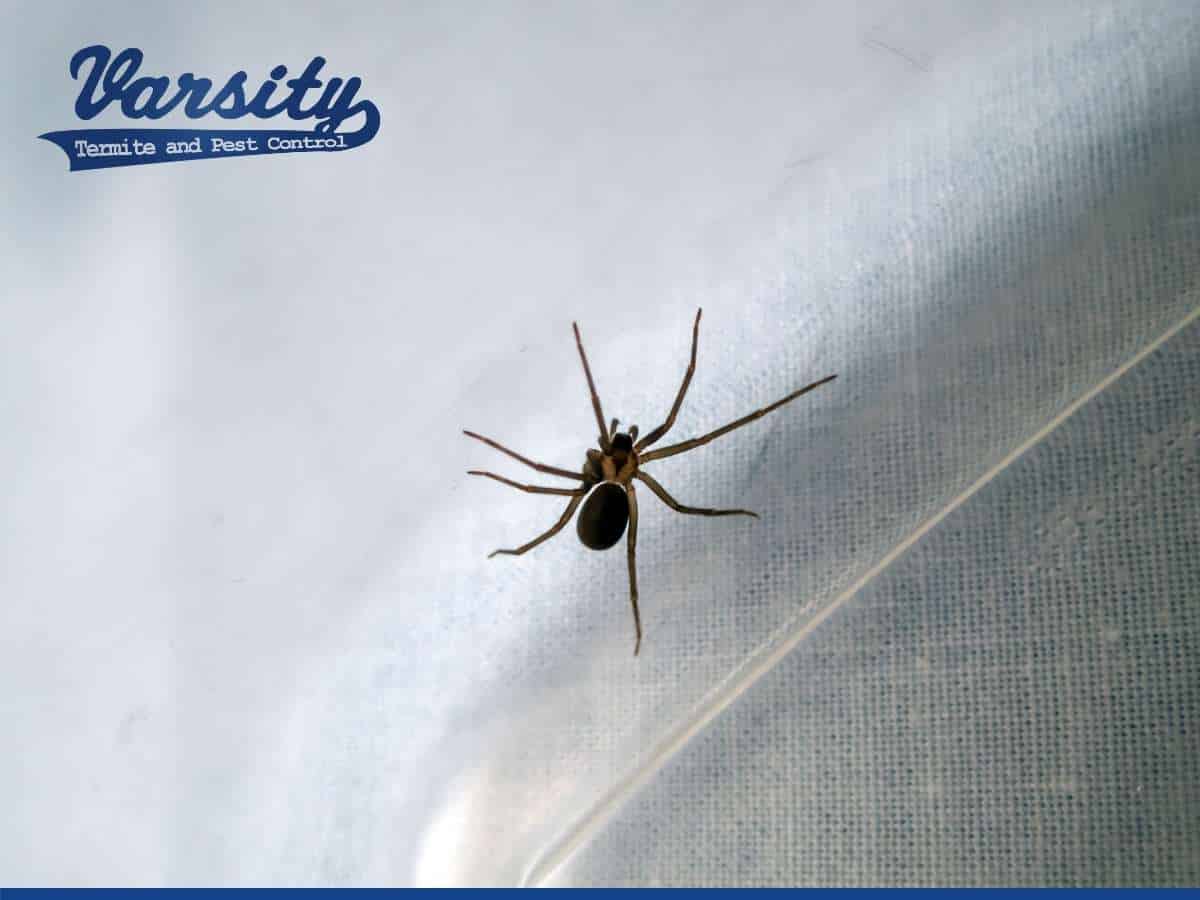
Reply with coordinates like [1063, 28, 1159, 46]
[463, 308, 836, 656]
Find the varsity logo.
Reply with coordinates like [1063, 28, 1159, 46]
[39, 45, 381, 171]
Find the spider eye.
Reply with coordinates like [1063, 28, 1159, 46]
[611, 433, 633, 452]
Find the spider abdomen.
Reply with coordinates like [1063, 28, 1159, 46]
[576, 482, 629, 550]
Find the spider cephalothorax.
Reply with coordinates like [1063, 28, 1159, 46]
[464, 309, 835, 655]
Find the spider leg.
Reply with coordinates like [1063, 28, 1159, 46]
[635, 470, 758, 518]
[463, 430, 584, 480]
[487, 492, 586, 558]
[573, 322, 611, 452]
[609, 418, 620, 440]
[638, 374, 837, 463]
[469, 470, 588, 497]
[635, 308, 702, 451]
[625, 481, 642, 656]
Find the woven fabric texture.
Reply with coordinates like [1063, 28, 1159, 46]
[3, 0, 1197, 887]
[552, 320, 1200, 887]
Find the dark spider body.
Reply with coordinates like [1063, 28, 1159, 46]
[464, 309, 836, 655]
[576, 481, 629, 550]
[576, 432, 637, 549]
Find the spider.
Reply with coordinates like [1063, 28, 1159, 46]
[464, 309, 836, 655]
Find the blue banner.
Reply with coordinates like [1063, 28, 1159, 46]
[39, 122, 377, 171]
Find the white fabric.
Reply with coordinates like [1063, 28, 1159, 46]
[2, 0, 1197, 886]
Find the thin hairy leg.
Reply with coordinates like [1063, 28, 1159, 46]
[625, 482, 642, 656]
[463, 430, 584, 480]
[635, 470, 758, 518]
[573, 322, 611, 451]
[487, 493, 586, 558]
[636, 308, 702, 451]
[639, 374, 837, 463]
[469, 471, 588, 496]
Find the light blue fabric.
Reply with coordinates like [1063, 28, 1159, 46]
[2, 0, 1197, 886]
[550, 318, 1200, 887]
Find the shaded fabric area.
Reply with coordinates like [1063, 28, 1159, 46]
[553, 319, 1200, 887]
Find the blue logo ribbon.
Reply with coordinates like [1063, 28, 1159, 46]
[39, 123, 377, 171]
[40, 45, 381, 172]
